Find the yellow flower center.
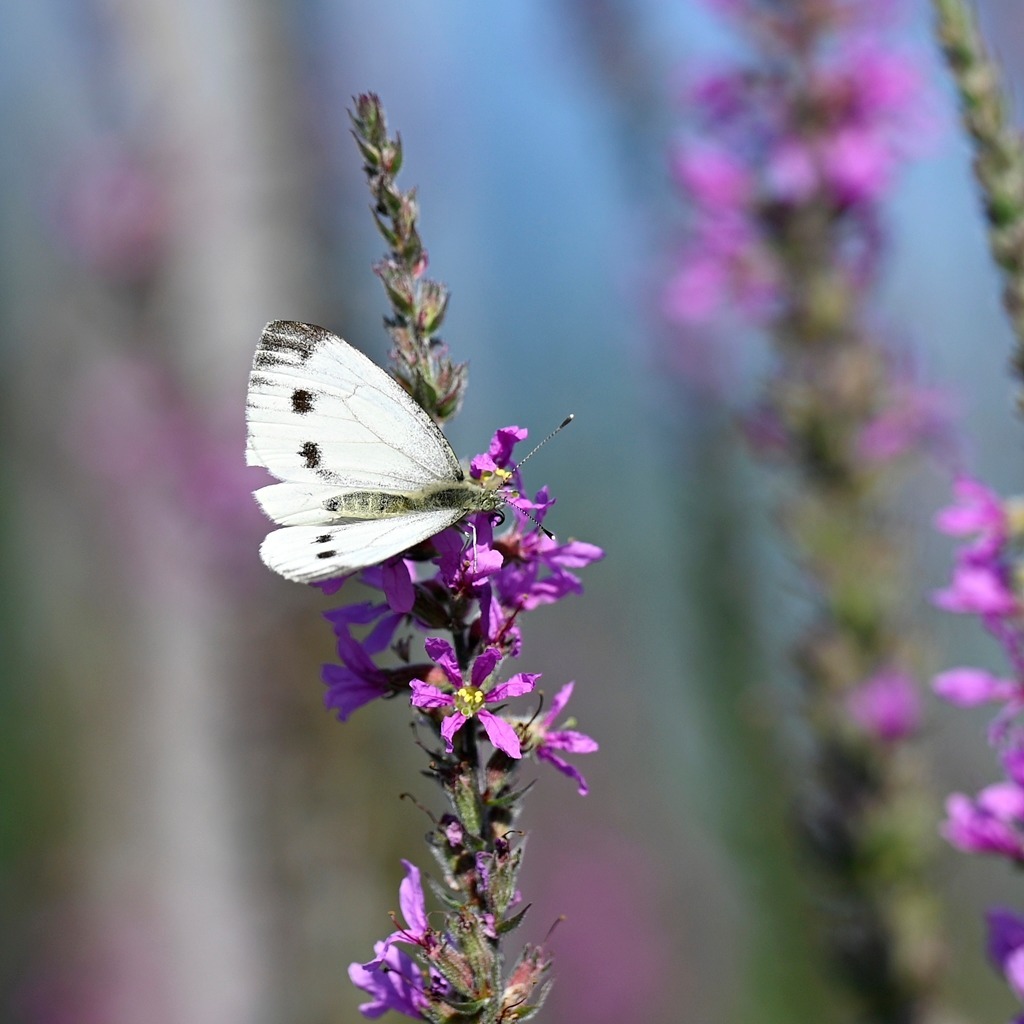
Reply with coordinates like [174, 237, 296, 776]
[454, 686, 486, 718]
[478, 467, 513, 492]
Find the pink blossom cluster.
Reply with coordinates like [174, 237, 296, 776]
[932, 476, 1024, 1008]
[664, 2, 933, 328]
[320, 426, 601, 783]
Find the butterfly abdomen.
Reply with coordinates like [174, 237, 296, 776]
[323, 481, 502, 520]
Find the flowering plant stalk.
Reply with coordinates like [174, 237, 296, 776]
[328, 94, 603, 1021]
[929, 0, 1024, 1014]
[666, 4, 947, 1020]
[932, 0, 1024, 403]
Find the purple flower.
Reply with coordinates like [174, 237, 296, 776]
[933, 667, 1018, 708]
[321, 602, 402, 721]
[479, 424, 528, 471]
[662, 223, 780, 326]
[662, 254, 732, 324]
[932, 562, 1018, 616]
[942, 783, 1024, 861]
[410, 638, 538, 758]
[987, 908, 1024, 1009]
[855, 382, 953, 464]
[765, 137, 818, 203]
[934, 475, 1008, 560]
[845, 669, 921, 742]
[530, 682, 599, 795]
[364, 860, 433, 970]
[822, 125, 896, 205]
[812, 41, 934, 204]
[671, 143, 753, 210]
[348, 942, 426, 1020]
[493, 486, 605, 614]
[434, 517, 503, 596]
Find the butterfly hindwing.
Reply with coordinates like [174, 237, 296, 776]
[259, 510, 465, 584]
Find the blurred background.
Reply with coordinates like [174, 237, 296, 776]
[3, 1, 1024, 1022]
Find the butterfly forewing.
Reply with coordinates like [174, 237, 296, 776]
[246, 320, 462, 493]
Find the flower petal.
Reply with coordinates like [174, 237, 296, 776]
[382, 559, 415, 614]
[488, 672, 540, 701]
[440, 712, 465, 753]
[398, 859, 428, 937]
[542, 681, 575, 727]
[470, 646, 502, 688]
[479, 709, 522, 758]
[409, 680, 452, 710]
[424, 637, 461, 686]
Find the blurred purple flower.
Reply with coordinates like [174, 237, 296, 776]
[671, 143, 753, 210]
[73, 353, 263, 575]
[933, 667, 1018, 708]
[54, 140, 168, 284]
[942, 783, 1024, 861]
[846, 668, 921, 742]
[934, 476, 1008, 559]
[932, 562, 1018, 616]
[856, 382, 953, 464]
[988, 908, 1024, 1013]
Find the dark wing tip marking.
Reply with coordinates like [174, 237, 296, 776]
[298, 441, 322, 469]
[254, 321, 329, 368]
[291, 388, 315, 414]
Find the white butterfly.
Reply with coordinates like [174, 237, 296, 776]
[245, 320, 510, 583]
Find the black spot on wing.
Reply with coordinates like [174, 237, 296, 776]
[315, 534, 332, 544]
[316, 549, 337, 560]
[291, 388, 315, 414]
[299, 441, 322, 469]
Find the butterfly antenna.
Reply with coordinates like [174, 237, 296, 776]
[501, 498, 554, 540]
[497, 414, 573, 540]
[513, 414, 574, 472]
